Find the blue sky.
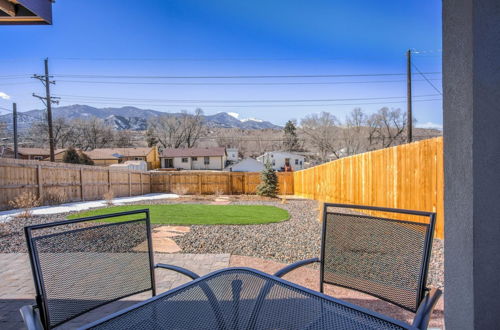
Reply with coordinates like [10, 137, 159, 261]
[0, 0, 442, 127]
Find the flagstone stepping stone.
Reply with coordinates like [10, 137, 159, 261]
[153, 237, 182, 253]
[134, 226, 190, 253]
[133, 237, 182, 253]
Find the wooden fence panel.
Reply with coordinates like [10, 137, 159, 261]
[81, 168, 108, 201]
[0, 161, 38, 208]
[148, 171, 294, 196]
[293, 137, 444, 238]
[230, 173, 245, 194]
[0, 158, 150, 210]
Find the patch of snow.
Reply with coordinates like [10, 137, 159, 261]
[0, 193, 179, 223]
[241, 118, 263, 123]
[227, 112, 240, 119]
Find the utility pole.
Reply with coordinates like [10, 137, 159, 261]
[12, 103, 18, 159]
[406, 49, 413, 143]
[33, 58, 60, 162]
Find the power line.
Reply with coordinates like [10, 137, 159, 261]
[0, 107, 43, 121]
[54, 78, 442, 86]
[0, 82, 38, 86]
[53, 57, 350, 62]
[53, 94, 440, 103]
[55, 98, 442, 108]
[0, 74, 31, 78]
[52, 72, 442, 79]
[411, 63, 443, 95]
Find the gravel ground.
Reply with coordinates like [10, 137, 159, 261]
[0, 197, 444, 289]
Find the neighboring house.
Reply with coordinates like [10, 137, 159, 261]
[226, 148, 239, 163]
[224, 158, 265, 172]
[85, 147, 160, 170]
[3, 147, 67, 161]
[256, 151, 306, 171]
[160, 147, 226, 170]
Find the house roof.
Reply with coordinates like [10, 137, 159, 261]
[17, 148, 66, 156]
[160, 147, 226, 158]
[85, 148, 153, 160]
[257, 151, 305, 159]
[225, 158, 265, 172]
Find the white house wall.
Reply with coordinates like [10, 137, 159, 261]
[161, 156, 226, 170]
[257, 152, 305, 171]
[191, 156, 225, 170]
[173, 157, 192, 170]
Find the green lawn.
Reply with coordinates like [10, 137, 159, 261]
[67, 204, 289, 225]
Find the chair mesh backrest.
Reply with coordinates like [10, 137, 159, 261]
[25, 210, 154, 328]
[321, 205, 435, 312]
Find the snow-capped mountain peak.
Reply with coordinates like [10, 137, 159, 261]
[226, 112, 265, 123]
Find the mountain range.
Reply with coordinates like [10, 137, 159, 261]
[0, 104, 281, 132]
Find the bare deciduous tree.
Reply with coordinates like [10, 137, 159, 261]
[72, 117, 114, 150]
[147, 116, 185, 148]
[114, 130, 134, 147]
[147, 110, 205, 149]
[181, 109, 205, 148]
[342, 108, 367, 156]
[369, 107, 407, 148]
[300, 112, 341, 162]
[29, 117, 73, 148]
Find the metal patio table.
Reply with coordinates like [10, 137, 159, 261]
[80, 267, 414, 330]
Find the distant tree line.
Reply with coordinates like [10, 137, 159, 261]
[146, 109, 205, 149]
[20, 106, 436, 166]
[298, 107, 411, 163]
[27, 116, 135, 150]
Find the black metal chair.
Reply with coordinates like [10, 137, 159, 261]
[20, 209, 200, 330]
[274, 203, 442, 330]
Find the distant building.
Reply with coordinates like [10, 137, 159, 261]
[224, 158, 265, 172]
[160, 147, 227, 170]
[1, 147, 67, 161]
[84, 147, 160, 170]
[256, 151, 306, 172]
[226, 148, 239, 163]
[109, 160, 148, 171]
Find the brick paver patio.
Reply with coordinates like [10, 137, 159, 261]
[0, 253, 230, 329]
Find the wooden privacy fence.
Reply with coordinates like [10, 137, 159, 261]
[0, 158, 151, 210]
[294, 137, 444, 239]
[1, 139, 443, 238]
[0, 158, 293, 210]
[150, 171, 294, 196]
